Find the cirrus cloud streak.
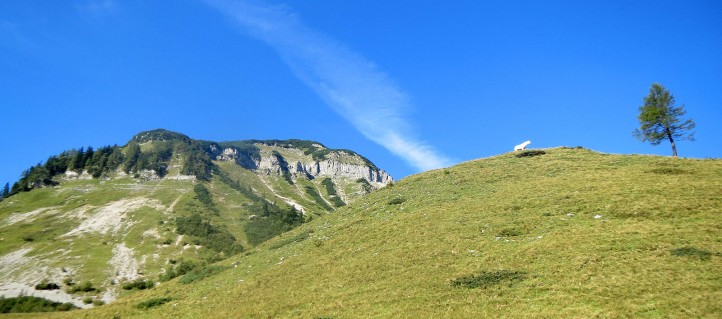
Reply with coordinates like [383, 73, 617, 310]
[205, 0, 452, 171]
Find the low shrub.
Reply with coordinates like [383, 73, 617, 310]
[515, 150, 546, 158]
[388, 197, 406, 205]
[34, 280, 60, 290]
[452, 270, 526, 289]
[136, 297, 172, 310]
[68, 281, 96, 293]
[176, 214, 244, 255]
[179, 265, 228, 284]
[56, 303, 75, 311]
[122, 279, 155, 290]
[159, 259, 200, 282]
[0, 296, 78, 313]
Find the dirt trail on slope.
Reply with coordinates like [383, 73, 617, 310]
[167, 194, 184, 213]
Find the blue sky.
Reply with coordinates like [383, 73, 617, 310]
[1, 0, 721, 186]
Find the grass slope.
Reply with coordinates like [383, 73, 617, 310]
[0, 143, 376, 307]
[9, 148, 722, 318]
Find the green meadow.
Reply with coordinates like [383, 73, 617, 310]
[6, 147, 719, 318]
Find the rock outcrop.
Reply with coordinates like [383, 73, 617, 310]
[217, 146, 392, 187]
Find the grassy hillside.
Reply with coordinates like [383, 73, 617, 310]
[0, 130, 388, 308]
[7, 148, 722, 318]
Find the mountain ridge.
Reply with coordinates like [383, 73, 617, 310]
[0, 129, 392, 308]
[7, 128, 392, 194]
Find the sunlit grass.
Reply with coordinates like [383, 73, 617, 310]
[8, 148, 722, 318]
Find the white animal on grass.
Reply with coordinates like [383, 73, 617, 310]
[514, 140, 531, 151]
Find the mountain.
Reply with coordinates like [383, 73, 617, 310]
[4, 146, 722, 318]
[0, 129, 392, 308]
[6, 146, 720, 318]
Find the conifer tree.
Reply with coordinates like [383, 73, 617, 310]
[10, 182, 21, 195]
[124, 143, 141, 173]
[1, 182, 9, 198]
[82, 146, 94, 169]
[88, 149, 109, 178]
[44, 154, 69, 176]
[106, 146, 125, 172]
[23, 164, 52, 189]
[68, 147, 85, 172]
[634, 83, 696, 157]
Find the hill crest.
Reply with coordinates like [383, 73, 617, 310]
[2, 147, 720, 317]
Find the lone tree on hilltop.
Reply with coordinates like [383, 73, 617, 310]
[634, 83, 695, 157]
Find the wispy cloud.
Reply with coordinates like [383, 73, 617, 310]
[205, 0, 452, 171]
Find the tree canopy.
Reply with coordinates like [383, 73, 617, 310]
[634, 83, 695, 157]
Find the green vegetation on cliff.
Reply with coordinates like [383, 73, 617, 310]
[0, 129, 387, 311]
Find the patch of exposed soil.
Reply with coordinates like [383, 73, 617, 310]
[62, 198, 164, 237]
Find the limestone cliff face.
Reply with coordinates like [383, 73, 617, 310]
[217, 147, 258, 170]
[217, 145, 392, 187]
[296, 159, 392, 186]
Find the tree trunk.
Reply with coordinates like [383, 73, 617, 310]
[667, 130, 677, 157]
